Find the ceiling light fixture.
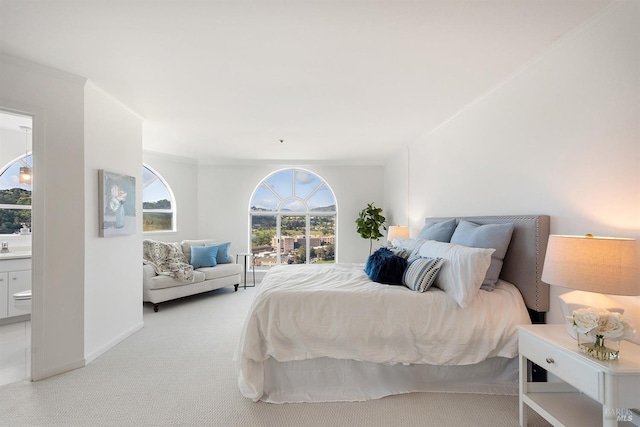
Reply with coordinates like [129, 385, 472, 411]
[19, 125, 32, 185]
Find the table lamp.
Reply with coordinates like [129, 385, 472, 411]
[387, 226, 409, 244]
[541, 234, 640, 338]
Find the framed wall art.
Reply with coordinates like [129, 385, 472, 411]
[99, 169, 136, 237]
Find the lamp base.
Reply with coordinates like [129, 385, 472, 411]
[558, 290, 624, 339]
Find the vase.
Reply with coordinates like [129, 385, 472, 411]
[578, 334, 620, 361]
[115, 203, 125, 229]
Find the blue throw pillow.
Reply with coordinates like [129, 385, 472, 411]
[365, 247, 407, 285]
[206, 242, 232, 264]
[191, 245, 218, 269]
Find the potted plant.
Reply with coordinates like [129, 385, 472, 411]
[355, 202, 387, 255]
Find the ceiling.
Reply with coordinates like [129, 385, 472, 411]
[0, 0, 614, 164]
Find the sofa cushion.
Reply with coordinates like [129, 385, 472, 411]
[146, 270, 205, 290]
[181, 239, 219, 264]
[197, 263, 242, 280]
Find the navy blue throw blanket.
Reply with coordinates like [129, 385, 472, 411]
[364, 247, 407, 285]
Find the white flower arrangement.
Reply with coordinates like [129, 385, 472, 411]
[570, 307, 635, 341]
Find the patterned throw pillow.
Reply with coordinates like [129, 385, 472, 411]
[402, 257, 444, 292]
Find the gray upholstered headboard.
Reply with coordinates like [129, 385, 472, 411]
[425, 215, 550, 314]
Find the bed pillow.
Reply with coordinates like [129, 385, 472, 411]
[450, 220, 514, 291]
[205, 242, 232, 264]
[402, 257, 444, 292]
[365, 247, 407, 285]
[190, 245, 219, 269]
[391, 237, 426, 253]
[418, 240, 494, 307]
[416, 219, 457, 242]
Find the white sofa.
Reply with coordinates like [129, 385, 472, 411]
[143, 239, 242, 312]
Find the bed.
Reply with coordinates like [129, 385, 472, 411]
[235, 215, 550, 403]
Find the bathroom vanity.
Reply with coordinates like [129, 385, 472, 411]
[0, 252, 31, 320]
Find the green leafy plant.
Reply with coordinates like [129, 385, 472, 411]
[355, 202, 387, 255]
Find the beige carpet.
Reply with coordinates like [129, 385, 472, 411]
[0, 286, 550, 426]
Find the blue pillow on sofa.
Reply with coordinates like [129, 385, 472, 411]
[206, 242, 232, 264]
[365, 247, 407, 285]
[191, 245, 219, 268]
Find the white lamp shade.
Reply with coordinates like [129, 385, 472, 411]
[387, 226, 409, 243]
[541, 234, 640, 296]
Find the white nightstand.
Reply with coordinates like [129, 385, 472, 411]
[519, 324, 640, 426]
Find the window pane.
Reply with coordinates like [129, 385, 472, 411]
[264, 170, 293, 199]
[250, 184, 279, 211]
[0, 188, 31, 206]
[308, 184, 335, 211]
[143, 212, 173, 232]
[0, 155, 32, 193]
[251, 215, 276, 267]
[142, 166, 157, 188]
[294, 169, 321, 200]
[143, 180, 171, 207]
[0, 208, 31, 234]
[310, 215, 335, 264]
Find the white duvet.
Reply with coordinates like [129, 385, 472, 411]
[235, 263, 531, 401]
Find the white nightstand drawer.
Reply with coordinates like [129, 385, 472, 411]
[520, 332, 601, 402]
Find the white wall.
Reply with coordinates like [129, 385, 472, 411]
[383, 148, 409, 230]
[0, 54, 86, 380]
[84, 83, 143, 363]
[385, 1, 640, 328]
[1, 54, 145, 380]
[142, 151, 199, 243]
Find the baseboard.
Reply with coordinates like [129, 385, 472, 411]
[84, 321, 144, 365]
[31, 358, 85, 382]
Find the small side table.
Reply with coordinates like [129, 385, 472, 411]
[236, 253, 255, 289]
[519, 324, 640, 426]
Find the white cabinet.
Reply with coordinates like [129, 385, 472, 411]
[519, 324, 640, 426]
[0, 257, 31, 319]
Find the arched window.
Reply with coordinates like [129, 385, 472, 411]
[0, 153, 32, 235]
[249, 168, 337, 266]
[142, 165, 176, 232]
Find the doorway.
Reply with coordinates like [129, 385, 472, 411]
[0, 110, 33, 385]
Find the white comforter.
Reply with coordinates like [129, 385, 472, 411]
[235, 263, 531, 401]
